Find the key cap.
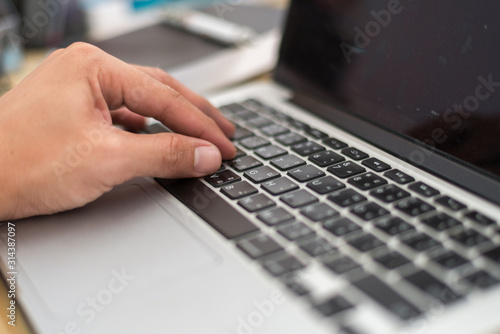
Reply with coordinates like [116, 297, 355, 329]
[384, 169, 415, 184]
[464, 270, 499, 289]
[374, 216, 414, 236]
[328, 189, 367, 207]
[484, 245, 500, 264]
[239, 136, 270, 149]
[254, 144, 287, 159]
[306, 128, 328, 139]
[328, 161, 366, 178]
[261, 176, 299, 195]
[281, 189, 318, 208]
[288, 119, 310, 130]
[204, 169, 241, 187]
[247, 116, 273, 128]
[271, 154, 306, 171]
[299, 237, 337, 257]
[233, 109, 259, 120]
[288, 165, 326, 182]
[402, 233, 440, 251]
[244, 165, 280, 183]
[432, 251, 468, 269]
[276, 132, 308, 146]
[237, 234, 283, 259]
[307, 176, 345, 195]
[348, 172, 387, 191]
[375, 251, 410, 269]
[221, 181, 258, 199]
[324, 217, 360, 236]
[324, 256, 360, 274]
[277, 221, 315, 241]
[421, 213, 461, 231]
[353, 275, 421, 320]
[348, 233, 384, 252]
[158, 178, 259, 239]
[257, 207, 294, 226]
[309, 150, 345, 167]
[341, 147, 369, 160]
[405, 270, 461, 304]
[231, 127, 254, 140]
[408, 182, 440, 197]
[260, 123, 290, 137]
[465, 211, 496, 226]
[238, 193, 275, 212]
[301, 202, 338, 222]
[435, 195, 466, 211]
[322, 137, 348, 149]
[315, 296, 353, 317]
[362, 157, 391, 172]
[263, 255, 304, 277]
[229, 156, 263, 171]
[351, 202, 389, 221]
[292, 141, 325, 156]
[370, 184, 410, 203]
[452, 229, 490, 247]
[396, 197, 435, 217]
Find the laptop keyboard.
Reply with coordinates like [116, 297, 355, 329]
[157, 98, 500, 327]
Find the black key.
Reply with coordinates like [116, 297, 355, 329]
[362, 158, 391, 172]
[247, 116, 273, 128]
[221, 181, 258, 199]
[270, 154, 306, 171]
[402, 233, 440, 251]
[276, 132, 308, 146]
[375, 251, 410, 269]
[408, 182, 440, 197]
[237, 234, 283, 259]
[396, 197, 435, 217]
[452, 229, 490, 247]
[324, 256, 360, 274]
[158, 178, 259, 239]
[288, 118, 310, 130]
[233, 109, 259, 120]
[257, 207, 294, 226]
[285, 280, 310, 296]
[435, 195, 466, 211]
[348, 233, 384, 252]
[433, 251, 468, 269]
[239, 136, 270, 149]
[260, 123, 290, 137]
[291, 141, 325, 156]
[205, 169, 241, 187]
[261, 176, 299, 195]
[241, 98, 263, 110]
[348, 172, 387, 191]
[374, 216, 414, 236]
[324, 217, 360, 236]
[306, 128, 328, 139]
[315, 296, 353, 317]
[341, 147, 369, 160]
[288, 165, 326, 182]
[484, 245, 500, 264]
[353, 275, 421, 320]
[229, 156, 263, 172]
[263, 255, 304, 277]
[231, 147, 246, 159]
[219, 102, 244, 115]
[299, 237, 337, 257]
[464, 271, 499, 289]
[309, 150, 345, 167]
[254, 144, 287, 159]
[301, 202, 338, 222]
[277, 221, 315, 241]
[465, 211, 496, 226]
[328, 189, 367, 207]
[322, 137, 348, 149]
[307, 176, 345, 195]
[405, 271, 461, 304]
[421, 213, 461, 231]
[244, 165, 280, 183]
[281, 189, 318, 208]
[370, 184, 410, 203]
[231, 127, 254, 140]
[328, 161, 366, 178]
[351, 202, 389, 221]
[238, 193, 275, 212]
[384, 169, 415, 184]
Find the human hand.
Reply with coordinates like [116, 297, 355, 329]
[0, 43, 236, 220]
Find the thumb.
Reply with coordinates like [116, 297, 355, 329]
[117, 131, 222, 179]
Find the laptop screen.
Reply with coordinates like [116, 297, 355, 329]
[276, 0, 500, 181]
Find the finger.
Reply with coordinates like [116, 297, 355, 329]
[92, 50, 236, 160]
[115, 131, 222, 179]
[133, 65, 235, 138]
[110, 107, 147, 132]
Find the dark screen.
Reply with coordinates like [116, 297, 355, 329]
[276, 0, 500, 180]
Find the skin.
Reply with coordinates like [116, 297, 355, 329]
[0, 42, 236, 220]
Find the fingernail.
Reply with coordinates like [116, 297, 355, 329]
[194, 145, 222, 174]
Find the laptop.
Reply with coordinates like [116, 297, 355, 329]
[2, 0, 500, 333]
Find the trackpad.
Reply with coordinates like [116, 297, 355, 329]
[11, 184, 218, 316]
